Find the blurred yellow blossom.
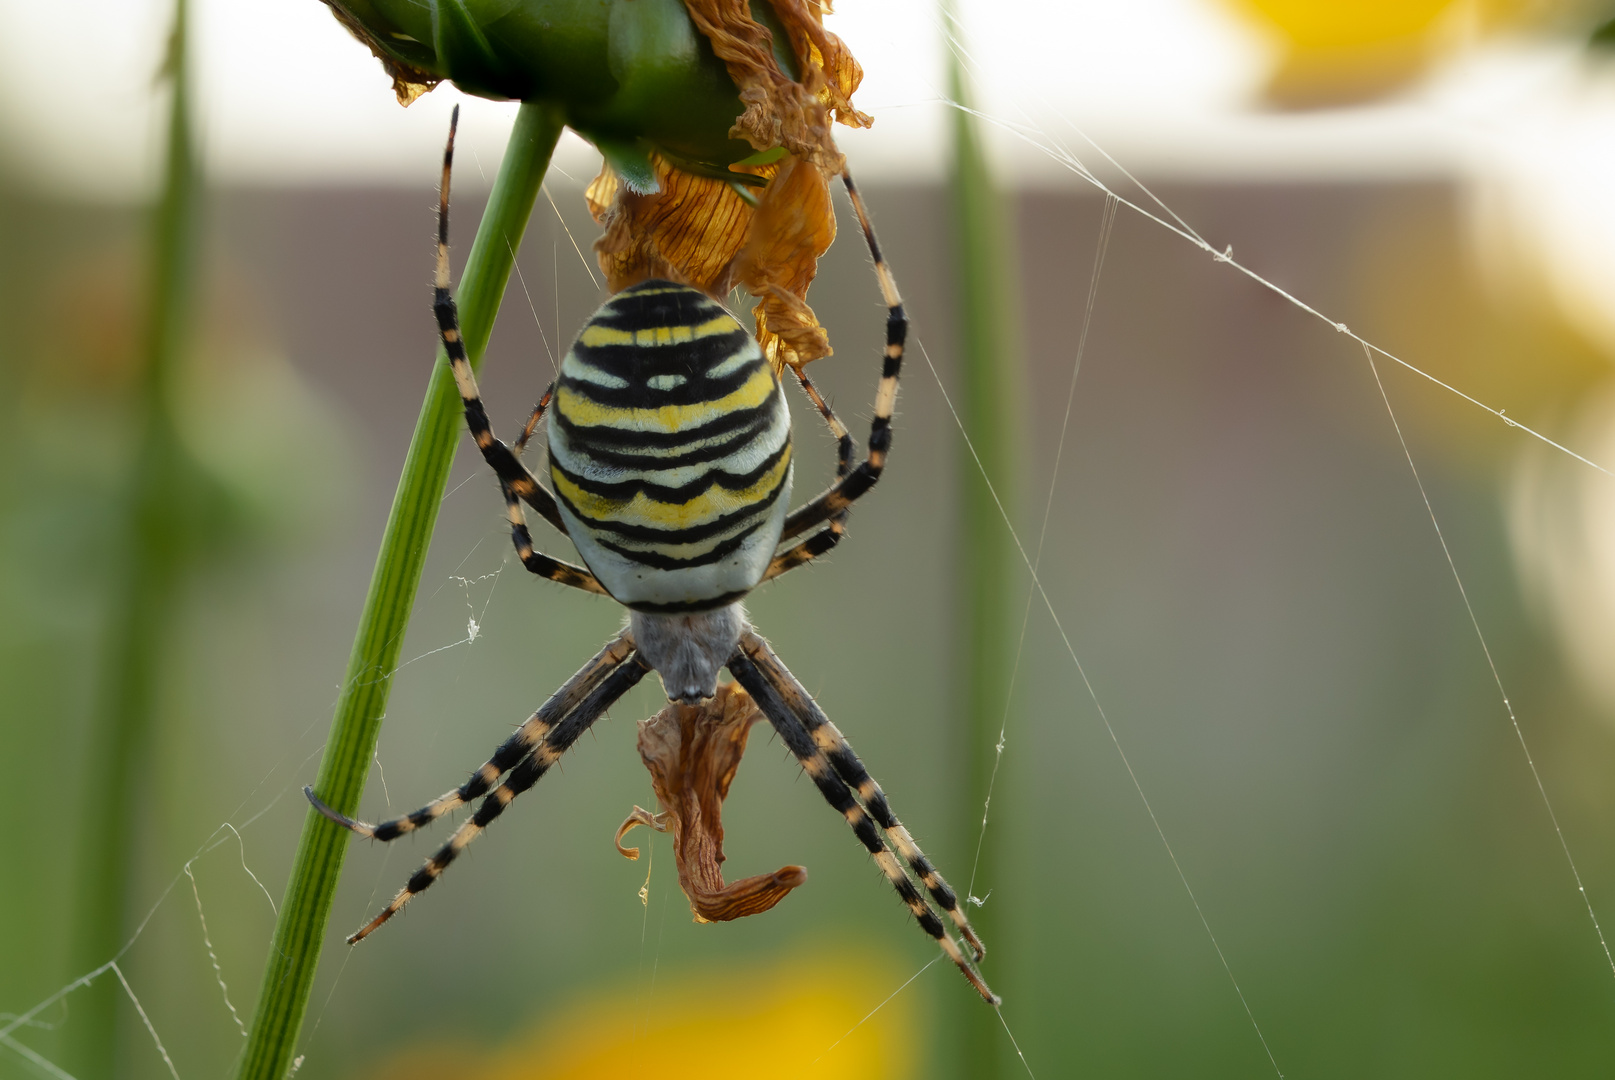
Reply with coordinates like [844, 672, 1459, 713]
[367, 954, 914, 1080]
[1227, 0, 1545, 106]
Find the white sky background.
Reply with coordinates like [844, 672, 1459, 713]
[3, 0, 1607, 196]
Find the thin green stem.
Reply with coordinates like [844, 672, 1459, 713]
[67, 2, 199, 1075]
[942, 2, 1022, 1076]
[234, 100, 564, 1080]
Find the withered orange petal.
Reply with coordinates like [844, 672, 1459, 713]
[739, 154, 836, 369]
[680, 0, 866, 171]
[629, 684, 808, 924]
[588, 154, 761, 297]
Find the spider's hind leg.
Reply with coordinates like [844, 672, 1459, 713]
[344, 650, 652, 943]
[727, 634, 998, 1005]
[737, 631, 985, 959]
[305, 631, 636, 841]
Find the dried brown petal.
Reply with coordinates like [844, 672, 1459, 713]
[586, 155, 757, 298]
[618, 683, 807, 923]
[736, 152, 835, 369]
[681, 0, 870, 172]
[587, 150, 835, 371]
[768, 0, 873, 132]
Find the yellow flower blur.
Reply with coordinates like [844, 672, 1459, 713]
[1227, 0, 1545, 106]
[367, 955, 914, 1080]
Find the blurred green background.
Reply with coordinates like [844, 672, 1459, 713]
[5, 1, 1615, 1078]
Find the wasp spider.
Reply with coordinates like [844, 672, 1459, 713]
[306, 109, 997, 1005]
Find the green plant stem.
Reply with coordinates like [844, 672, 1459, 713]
[234, 100, 564, 1080]
[943, 3, 1022, 1076]
[67, 3, 199, 1075]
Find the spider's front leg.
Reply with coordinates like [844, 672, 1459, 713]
[727, 634, 998, 1005]
[431, 108, 604, 595]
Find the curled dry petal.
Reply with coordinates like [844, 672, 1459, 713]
[682, 0, 870, 172]
[770, 0, 871, 131]
[587, 150, 836, 370]
[618, 683, 807, 923]
[586, 155, 757, 299]
[735, 152, 835, 370]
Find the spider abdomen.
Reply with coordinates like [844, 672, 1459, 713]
[549, 280, 792, 612]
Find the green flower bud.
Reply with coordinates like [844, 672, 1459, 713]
[322, 0, 799, 182]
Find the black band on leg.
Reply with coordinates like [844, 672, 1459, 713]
[727, 651, 994, 1002]
[305, 633, 634, 841]
[346, 651, 650, 944]
[736, 631, 990, 967]
[769, 167, 907, 571]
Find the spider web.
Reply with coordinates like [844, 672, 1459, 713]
[797, 12, 1615, 1079]
[8, 14, 1615, 1080]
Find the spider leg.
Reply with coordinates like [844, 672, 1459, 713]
[792, 366, 854, 483]
[736, 631, 985, 960]
[727, 648, 998, 1005]
[514, 382, 554, 454]
[769, 171, 905, 579]
[346, 651, 652, 943]
[765, 368, 856, 580]
[501, 481, 609, 594]
[432, 109, 586, 557]
[763, 518, 846, 581]
[305, 630, 635, 840]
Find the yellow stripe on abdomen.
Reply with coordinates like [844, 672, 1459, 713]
[577, 314, 740, 350]
[555, 367, 777, 434]
[551, 447, 792, 532]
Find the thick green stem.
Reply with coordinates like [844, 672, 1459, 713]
[234, 101, 564, 1080]
[943, 4, 1022, 1076]
[67, 3, 199, 1075]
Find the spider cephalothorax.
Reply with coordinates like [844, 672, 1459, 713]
[305, 110, 997, 1004]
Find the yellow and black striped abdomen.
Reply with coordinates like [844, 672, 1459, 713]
[549, 280, 792, 612]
